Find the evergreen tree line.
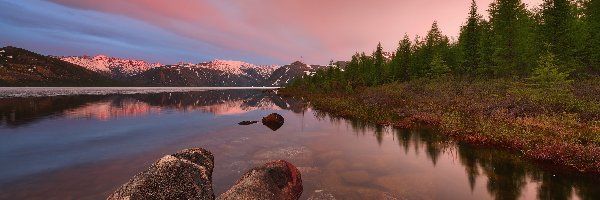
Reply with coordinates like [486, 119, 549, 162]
[293, 0, 600, 91]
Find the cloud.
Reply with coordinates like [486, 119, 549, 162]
[3, 0, 543, 64]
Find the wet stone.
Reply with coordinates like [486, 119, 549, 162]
[218, 160, 303, 200]
[262, 113, 285, 131]
[238, 121, 258, 125]
[108, 148, 303, 200]
[107, 148, 215, 200]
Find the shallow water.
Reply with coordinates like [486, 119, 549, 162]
[0, 89, 598, 200]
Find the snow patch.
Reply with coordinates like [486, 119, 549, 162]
[58, 55, 161, 76]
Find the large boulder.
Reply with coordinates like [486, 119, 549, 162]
[218, 160, 303, 200]
[108, 148, 215, 200]
[262, 113, 285, 131]
[108, 149, 303, 200]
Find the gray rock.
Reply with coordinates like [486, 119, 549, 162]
[218, 160, 303, 200]
[107, 148, 215, 200]
[108, 148, 303, 200]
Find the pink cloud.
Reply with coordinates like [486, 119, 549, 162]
[49, 0, 543, 64]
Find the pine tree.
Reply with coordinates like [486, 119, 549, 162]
[392, 34, 412, 81]
[425, 21, 448, 48]
[410, 35, 426, 78]
[478, 20, 495, 76]
[539, 0, 580, 71]
[528, 49, 573, 95]
[372, 42, 385, 85]
[488, 0, 537, 76]
[430, 53, 451, 78]
[422, 21, 451, 76]
[459, 0, 482, 75]
[359, 52, 373, 86]
[345, 53, 361, 86]
[585, 0, 600, 72]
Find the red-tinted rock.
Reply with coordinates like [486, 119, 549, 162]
[218, 160, 302, 200]
[262, 113, 285, 131]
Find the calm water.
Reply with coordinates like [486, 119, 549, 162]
[0, 88, 598, 200]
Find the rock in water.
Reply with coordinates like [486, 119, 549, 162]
[238, 121, 258, 125]
[107, 148, 215, 200]
[108, 148, 302, 200]
[262, 113, 285, 131]
[218, 160, 303, 200]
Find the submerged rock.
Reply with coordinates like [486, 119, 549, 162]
[107, 148, 215, 200]
[262, 113, 285, 131]
[108, 148, 303, 200]
[218, 160, 303, 200]
[238, 121, 259, 125]
[306, 190, 336, 200]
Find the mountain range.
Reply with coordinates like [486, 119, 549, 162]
[0, 46, 328, 87]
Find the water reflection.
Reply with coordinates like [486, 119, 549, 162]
[316, 111, 600, 200]
[0, 95, 109, 127]
[0, 90, 308, 128]
[0, 90, 598, 200]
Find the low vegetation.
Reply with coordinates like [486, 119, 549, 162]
[283, 77, 600, 173]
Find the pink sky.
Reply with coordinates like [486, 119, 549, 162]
[4, 0, 543, 64]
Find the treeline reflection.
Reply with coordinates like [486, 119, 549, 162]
[315, 110, 600, 200]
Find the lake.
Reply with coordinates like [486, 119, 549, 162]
[0, 88, 598, 200]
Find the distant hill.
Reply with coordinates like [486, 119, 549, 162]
[267, 61, 326, 86]
[0, 46, 120, 86]
[0, 46, 332, 87]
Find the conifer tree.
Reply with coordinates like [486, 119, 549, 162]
[539, 0, 580, 70]
[422, 21, 450, 76]
[425, 21, 448, 49]
[410, 35, 426, 78]
[392, 34, 412, 80]
[528, 49, 574, 96]
[488, 0, 537, 76]
[430, 53, 451, 78]
[585, 0, 600, 72]
[372, 42, 385, 85]
[478, 20, 495, 76]
[459, 0, 482, 75]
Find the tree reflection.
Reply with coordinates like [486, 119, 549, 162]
[0, 95, 110, 127]
[316, 111, 600, 200]
[534, 172, 573, 200]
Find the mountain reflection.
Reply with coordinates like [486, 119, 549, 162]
[64, 99, 162, 121]
[316, 112, 600, 200]
[0, 90, 307, 127]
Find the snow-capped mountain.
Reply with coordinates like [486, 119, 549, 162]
[130, 60, 280, 87]
[194, 60, 280, 83]
[135, 60, 322, 87]
[197, 59, 279, 79]
[1, 46, 330, 87]
[0, 46, 119, 86]
[58, 55, 161, 79]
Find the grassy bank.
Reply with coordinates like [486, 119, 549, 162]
[282, 77, 600, 174]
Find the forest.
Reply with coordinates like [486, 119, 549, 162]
[292, 0, 599, 90]
[285, 0, 600, 174]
